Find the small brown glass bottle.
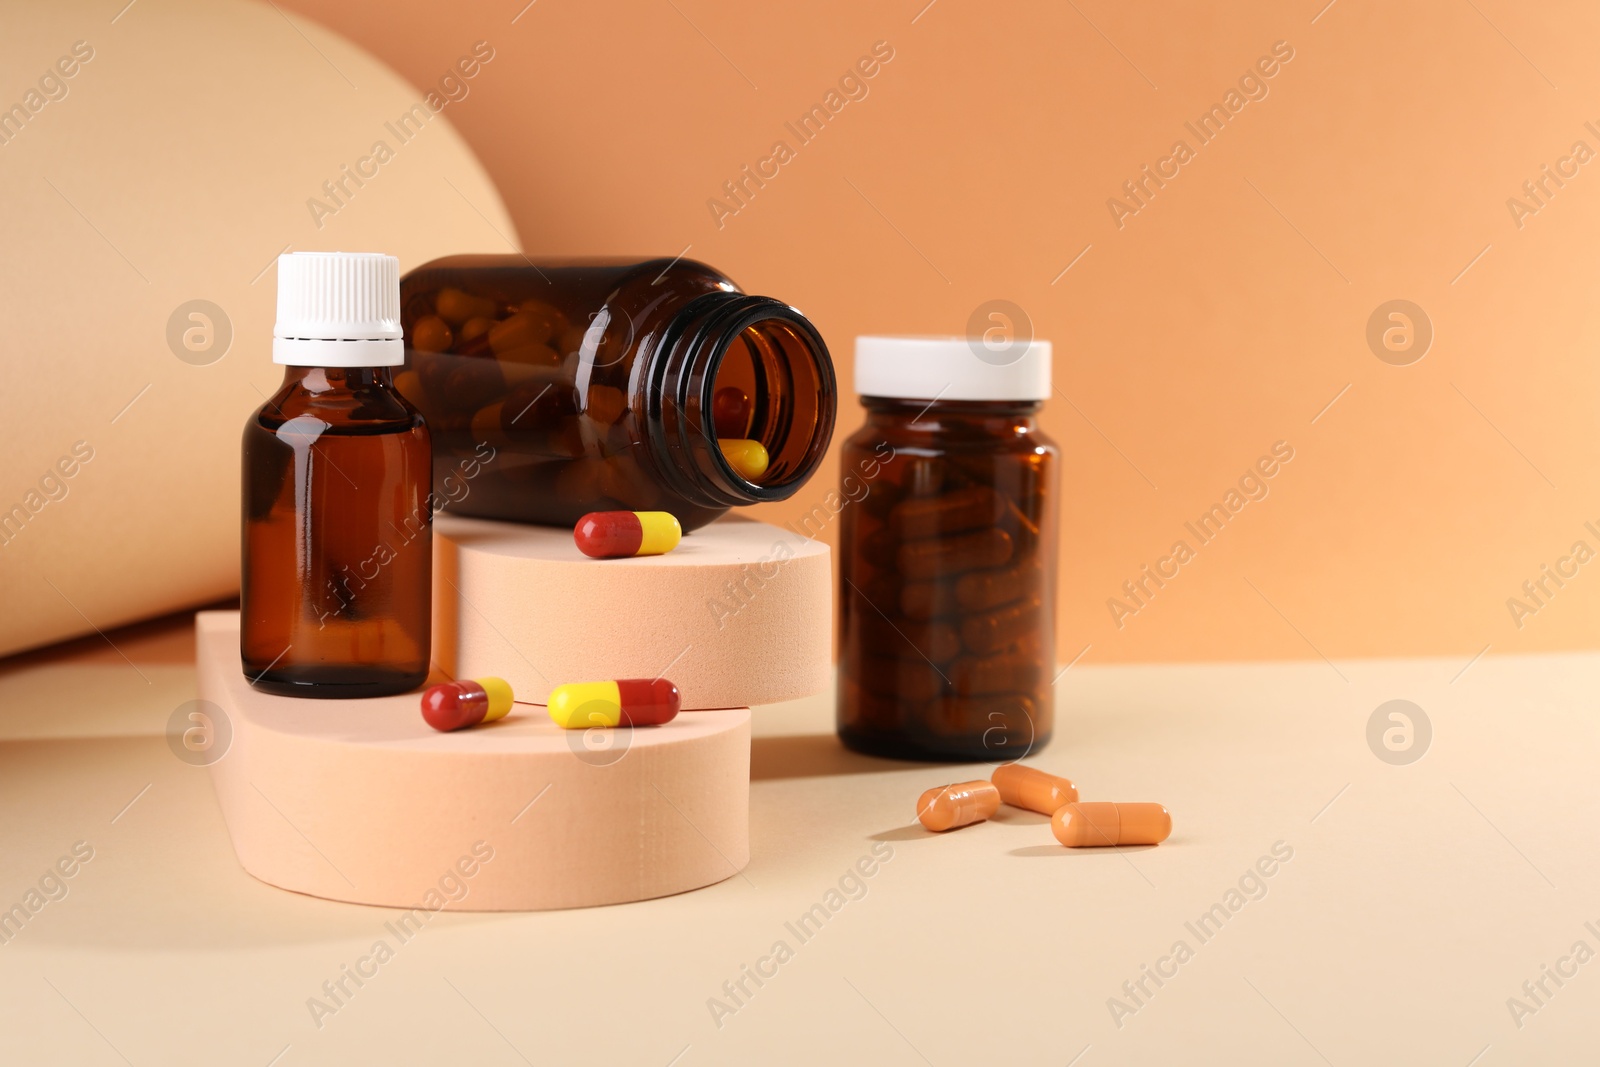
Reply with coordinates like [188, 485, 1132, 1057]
[395, 256, 836, 531]
[838, 336, 1059, 761]
[241, 253, 431, 698]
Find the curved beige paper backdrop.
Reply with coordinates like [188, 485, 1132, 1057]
[0, 1, 518, 657]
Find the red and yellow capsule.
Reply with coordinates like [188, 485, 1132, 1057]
[573, 510, 682, 559]
[548, 679, 682, 728]
[420, 677, 514, 732]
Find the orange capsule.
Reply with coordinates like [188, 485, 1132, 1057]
[991, 764, 1078, 815]
[916, 780, 1000, 832]
[1051, 802, 1172, 848]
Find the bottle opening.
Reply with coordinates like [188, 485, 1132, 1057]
[710, 318, 831, 490]
[650, 294, 837, 508]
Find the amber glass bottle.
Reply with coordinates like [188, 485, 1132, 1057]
[241, 253, 431, 698]
[838, 336, 1059, 761]
[396, 256, 836, 531]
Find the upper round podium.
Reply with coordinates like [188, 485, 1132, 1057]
[433, 513, 832, 709]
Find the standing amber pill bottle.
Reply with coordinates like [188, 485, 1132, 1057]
[838, 336, 1059, 760]
[241, 253, 432, 698]
[395, 256, 836, 531]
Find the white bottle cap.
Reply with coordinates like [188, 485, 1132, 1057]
[272, 252, 404, 367]
[854, 335, 1052, 402]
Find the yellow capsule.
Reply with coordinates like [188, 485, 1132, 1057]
[719, 438, 769, 480]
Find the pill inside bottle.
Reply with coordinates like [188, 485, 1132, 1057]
[719, 439, 769, 480]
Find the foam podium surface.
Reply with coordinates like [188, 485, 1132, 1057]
[433, 513, 832, 710]
[194, 612, 750, 911]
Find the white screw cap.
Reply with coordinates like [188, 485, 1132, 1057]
[855, 335, 1052, 402]
[272, 251, 404, 367]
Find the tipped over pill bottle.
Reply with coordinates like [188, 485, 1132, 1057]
[241, 253, 432, 698]
[838, 335, 1059, 761]
[396, 256, 837, 532]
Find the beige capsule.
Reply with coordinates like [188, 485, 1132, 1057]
[585, 384, 628, 425]
[459, 316, 495, 344]
[470, 402, 509, 452]
[991, 763, 1077, 815]
[488, 306, 562, 353]
[1051, 802, 1171, 848]
[434, 287, 498, 324]
[916, 780, 1000, 832]
[409, 314, 453, 354]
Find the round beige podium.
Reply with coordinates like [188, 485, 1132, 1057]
[195, 613, 751, 910]
[433, 513, 832, 709]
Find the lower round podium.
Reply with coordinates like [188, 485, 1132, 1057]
[194, 515, 830, 911]
[196, 612, 750, 910]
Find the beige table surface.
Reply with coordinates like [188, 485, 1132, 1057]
[0, 611, 1595, 1066]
